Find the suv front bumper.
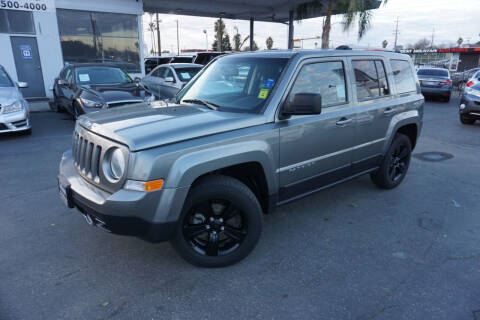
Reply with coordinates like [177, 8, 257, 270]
[0, 110, 31, 133]
[58, 150, 188, 242]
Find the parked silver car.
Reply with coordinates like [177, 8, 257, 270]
[142, 63, 203, 99]
[0, 66, 31, 134]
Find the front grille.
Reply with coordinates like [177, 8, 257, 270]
[73, 131, 102, 182]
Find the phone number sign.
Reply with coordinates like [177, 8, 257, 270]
[1, 0, 55, 12]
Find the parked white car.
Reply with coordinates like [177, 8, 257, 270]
[0, 65, 31, 134]
[465, 70, 480, 88]
[142, 63, 203, 99]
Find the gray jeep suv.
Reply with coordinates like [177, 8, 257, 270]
[58, 50, 423, 267]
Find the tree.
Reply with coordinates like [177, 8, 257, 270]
[457, 37, 463, 47]
[296, 0, 387, 49]
[243, 41, 259, 51]
[212, 18, 232, 51]
[382, 40, 388, 48]
[413, 38, 430, 49]
[233, 33, 241, 51]
[266, 37, 274, 50]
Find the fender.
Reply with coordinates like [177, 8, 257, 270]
[165, 139, 278, 194]
[382, 109, 421, 154]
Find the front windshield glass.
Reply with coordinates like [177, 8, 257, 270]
[417, 69, 449, 77]
[75, 67, 132, 85]
[175, 67, 202, 82]
[0, 69, 13, 87]
[179, 56, 289, 113]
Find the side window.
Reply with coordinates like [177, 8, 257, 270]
[154, 67, 166, 78]
[288, 61, 347, 107]
[390, 59, 416, 94]
[65, 69, 73, 84]
[375, 61, 389, 96]
[164, 68, 174, 79]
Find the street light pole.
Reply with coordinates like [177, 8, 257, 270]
[155, 13, 161, 55]
[203, 30, 208, 52]
[175, 19, 179, 55]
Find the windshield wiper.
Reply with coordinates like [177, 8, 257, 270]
[182, 99, 219, 110]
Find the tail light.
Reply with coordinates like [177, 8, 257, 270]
[440, 80, 452, 85]
[466, 81, 474, 87]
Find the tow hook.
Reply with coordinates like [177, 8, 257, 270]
[82, 214, 111, 233]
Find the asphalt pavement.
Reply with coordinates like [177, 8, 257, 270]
[1, 96, 479, 320]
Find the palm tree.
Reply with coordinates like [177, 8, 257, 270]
[296, 0, 387, 49]
[382, 39, 388, 48]
[266, 37, 274, 50]
[457, 37, 463, 47]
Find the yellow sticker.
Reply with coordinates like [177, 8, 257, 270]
[258, 88, 269, 99]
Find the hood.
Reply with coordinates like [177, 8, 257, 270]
[0, 87, 22, 106]
[81, 83, 144, 104]
[78, 102, 266, 151]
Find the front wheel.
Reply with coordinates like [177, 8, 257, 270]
[460, 114, 475, 125]
[371, 133, 412, 189]
[170, 175, 263, 267]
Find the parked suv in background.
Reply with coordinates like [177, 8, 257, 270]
[58, 50, 423, 267]
[0, 65, 31, 134]
[417, 68, 452, 101]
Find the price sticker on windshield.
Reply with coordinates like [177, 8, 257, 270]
[258, 88, 269, 99]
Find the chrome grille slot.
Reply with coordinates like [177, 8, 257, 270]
[91, 145, 102, 181]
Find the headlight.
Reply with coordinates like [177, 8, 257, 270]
[102, 148, 126, 181]
[79, 97, 103, 108]
[2, 100, 24, 114]
[465, 87, 480, 98]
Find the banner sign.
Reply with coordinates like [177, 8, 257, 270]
[0, 0, 55, 12]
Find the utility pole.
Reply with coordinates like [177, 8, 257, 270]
[176, 19, 180, 54]
[155, 13, 161, 55]
[393, 17, 399, 50]
[203, 30, 208, 52]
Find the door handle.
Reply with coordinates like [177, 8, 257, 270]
[384, 108, 396, 115]
[336, 118, 353, 126]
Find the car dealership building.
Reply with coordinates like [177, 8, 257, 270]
[0, 0, 144, 99]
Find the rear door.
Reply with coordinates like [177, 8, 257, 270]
[278, 57, 356, 203]
[349, 57, 398, 173]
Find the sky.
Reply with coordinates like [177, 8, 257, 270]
[142, 0, 480, 54]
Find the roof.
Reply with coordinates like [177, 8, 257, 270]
[67, 63, 130, 68]
[143, 0, 381, 23]
[217, 49, 409, 59]
[169, 63, 204, 68]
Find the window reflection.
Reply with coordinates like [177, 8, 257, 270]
[57, 9, 140, 73]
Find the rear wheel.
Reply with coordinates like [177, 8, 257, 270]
[371, 133, 412, 189]
[170, 175, 263, 267]
[460, 114, 475, 125]
[72, 102, 81, 120]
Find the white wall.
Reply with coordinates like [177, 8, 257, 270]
[55, 0, 143, 14]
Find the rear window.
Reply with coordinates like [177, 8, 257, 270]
[417, 69, 449, 77]
[175, 67, 202, 82]
[0, 68, 13, 87]
[390, 60, 417, 94]
[471, 83, 480, 90]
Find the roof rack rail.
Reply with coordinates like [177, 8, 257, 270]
[335, 45, 352, 50]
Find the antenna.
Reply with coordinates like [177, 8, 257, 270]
[393, 17, 400, 50]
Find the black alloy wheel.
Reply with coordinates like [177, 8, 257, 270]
[170, 175, 263, 267]
[371, 133, 412, 189]
[183, 199, 247, 257]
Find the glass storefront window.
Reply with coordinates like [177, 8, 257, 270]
[0, 9, 35, 34]
[57, 9, 140, 73]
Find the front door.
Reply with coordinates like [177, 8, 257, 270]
[278, 58, 356, 203]
[10, 36, 45, 98]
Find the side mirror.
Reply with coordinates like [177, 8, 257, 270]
[57, 79, 68, 86]
[164, 77, 174, 83]
[17, 81, 28, 88]
[134, 77, 141, 83]
[280, 93, 322, 119]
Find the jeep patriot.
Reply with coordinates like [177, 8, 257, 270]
[58, 50, 423, 267]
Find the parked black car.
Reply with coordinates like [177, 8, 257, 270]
[53, 64, 148, 119]
[193, 52, 226, 65]
[459, 82, 480, 125]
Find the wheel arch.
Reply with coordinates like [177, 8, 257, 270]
[383, 110, 421, 154]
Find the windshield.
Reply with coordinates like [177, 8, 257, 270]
[75, 67, 132, 85]
[0, 68, 13, 87]
[175, 67, 202, 82]
[179, 56, 289, 113]
[417, 69, 449, 77]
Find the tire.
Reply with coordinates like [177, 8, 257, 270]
[51, 94, 62, 112]
[370, 133, 412, 189]
[23, 128, 32, 135]
[170, 175, 263, 267]
[72, 102, 81, 120]
[460, 115, 475, 125]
